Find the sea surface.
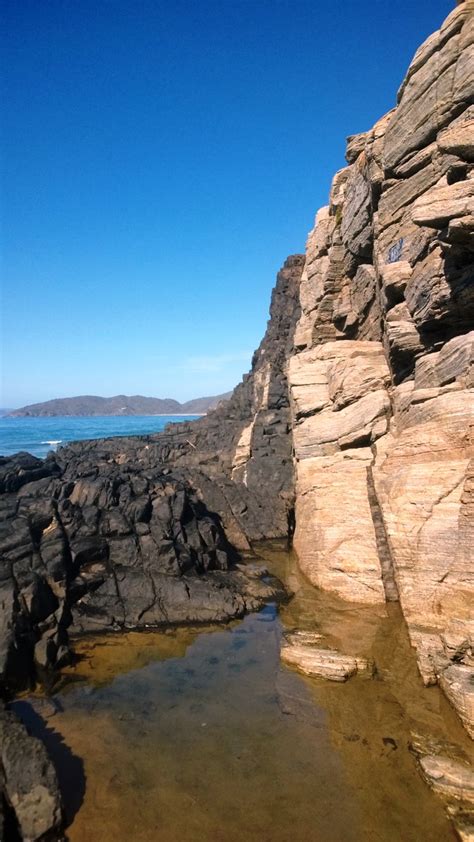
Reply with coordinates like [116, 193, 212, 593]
[0, 415, 201, 460]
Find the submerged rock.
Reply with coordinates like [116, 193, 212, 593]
[281, 632, 374, 682]
[418, 754, 474, 803]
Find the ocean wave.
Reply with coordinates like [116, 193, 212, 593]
[41, 440, 62, 445]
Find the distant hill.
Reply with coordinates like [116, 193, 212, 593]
[7, 392, 232, 417]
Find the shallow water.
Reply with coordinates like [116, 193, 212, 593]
[15, 543, 473, 841]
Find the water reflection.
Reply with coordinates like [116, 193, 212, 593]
[15, 543, 469, 842]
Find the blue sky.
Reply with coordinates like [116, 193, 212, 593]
[2, 0, 452, 407]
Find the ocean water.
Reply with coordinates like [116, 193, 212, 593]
[0, 415, 200, 460]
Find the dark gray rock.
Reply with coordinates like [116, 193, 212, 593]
[0, 701, 63, 841]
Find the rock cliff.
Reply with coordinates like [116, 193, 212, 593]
[0, 3, 473, 836]
[288, 0, 474, 738]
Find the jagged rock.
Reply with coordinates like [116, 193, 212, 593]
[383, 4, 472, 172]
[345, 132, 367, 164]
[412, 179, 474, 229]
[284, 2, 474, 734]
[1, 8, 473, 840]
[438, 117, 474, 161]
[444, 214, 474, 250]
[1, 0, 473, 764]
[0, 449, 290, 691]
[380, 260, 412, 308]
[340, 163, 373, 259]
[414, 331, 474, 388]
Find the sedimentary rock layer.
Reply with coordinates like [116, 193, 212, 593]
[1, 6, 473, 835]
[287, 1, 473, 735]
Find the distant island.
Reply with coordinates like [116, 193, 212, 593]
[7, 392, 232, 417]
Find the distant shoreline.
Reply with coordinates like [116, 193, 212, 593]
[4, 413, 204, 419]
[6, 391, 231, 418]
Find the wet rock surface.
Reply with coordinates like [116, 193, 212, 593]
[1, 3, 473, 838]
[0, 451, 288, 693]
[281, 631, 374, 681]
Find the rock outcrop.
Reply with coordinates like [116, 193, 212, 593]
[1, 4, 473, 836]
[0, 450, 288, 694]
[49, 253, 305, 550]
[287, 0, 474, 736]
[0, 256, 302, 839]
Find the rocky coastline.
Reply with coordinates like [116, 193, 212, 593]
[1, 2, 473, 839]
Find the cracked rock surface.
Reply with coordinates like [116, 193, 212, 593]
[1, 3, 473, 838]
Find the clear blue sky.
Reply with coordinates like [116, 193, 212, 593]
[2, 0, 452, 407]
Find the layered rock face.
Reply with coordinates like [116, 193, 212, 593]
[288, 1, 473, 734]
[1, 11, 473, 833]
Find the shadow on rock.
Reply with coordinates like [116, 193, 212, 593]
[11, 700, 86, 829]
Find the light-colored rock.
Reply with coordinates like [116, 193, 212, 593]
[345, 132, 367, 164]
[294, 451, 386, 604]
[385, 302, 424, 372]
[378, 162, 440, 232]
[414, 333, 474, 389]
[412, 179, 474, 229]
[327, 353, 390, 410]
[294, 390, 389, 458]
[418, 755, 474, 803]
[438, 117, 474, 161]
[414, 352, 442, 388]
[436, 331, 474, 387]
[384, 3, 471, 171]
[440, 664, 474, 738]
[285, 2, 474, 736]
[231, 418, 255, 474]
[281, 634, 373, 681]
[380, 260, 412, 306]
[373, 390, 474, 675]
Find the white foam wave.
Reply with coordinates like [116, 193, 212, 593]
[41, 440, 62, 446]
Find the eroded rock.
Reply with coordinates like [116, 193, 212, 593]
[418, 754, 474, 803]
[281, 632, 374, 681]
